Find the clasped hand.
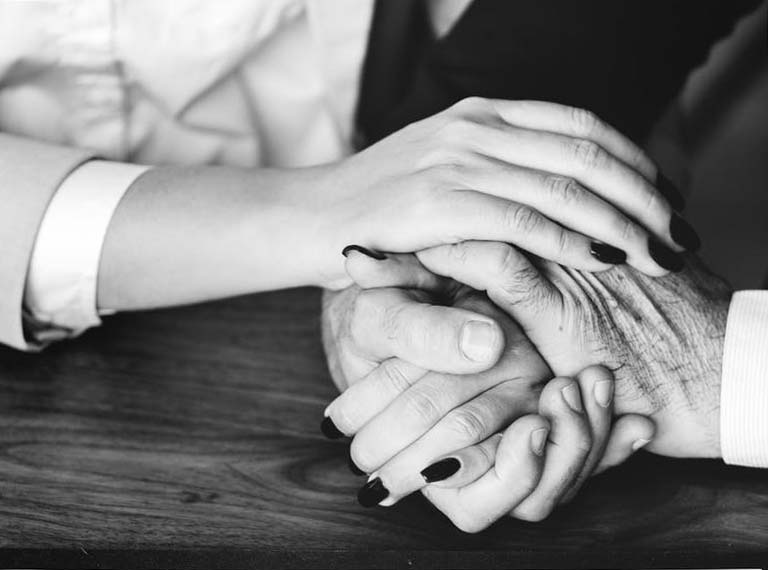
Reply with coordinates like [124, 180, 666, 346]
[316, 97, 727, 531]
[321, 241, 730, 533]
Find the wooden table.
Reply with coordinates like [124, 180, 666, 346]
[1, 288, 766, 569]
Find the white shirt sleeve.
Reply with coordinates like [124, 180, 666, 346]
[720, 290, 768, 467]
[24, 160, 151, 343]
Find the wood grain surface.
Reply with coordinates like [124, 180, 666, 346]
[0, 288, 766, 569]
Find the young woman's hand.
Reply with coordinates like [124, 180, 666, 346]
[307, 97, 698, 289]
[419, 368, 654, 532]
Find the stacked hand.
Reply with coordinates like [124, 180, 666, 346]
[321, 243, 731, 531]
[309, 97, 694, 289]
[316, 96, 720, 531]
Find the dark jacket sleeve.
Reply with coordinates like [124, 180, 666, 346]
[367, 0, 763, 144]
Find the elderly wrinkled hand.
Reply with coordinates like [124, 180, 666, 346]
[412, 241, 731, 459]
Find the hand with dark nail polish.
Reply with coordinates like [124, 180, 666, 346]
[670, 214, 701, 251]
[342, 245, 387, 260]
[590, 242, 627, 265]
[320, 416, 345, 439]
[421, 457, 461, 483]
[357, 477, 389, 507]
[657, 173, 686, 212]
[648, 239, 684, 272]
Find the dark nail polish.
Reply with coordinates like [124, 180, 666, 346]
[320, 416, 345, 439]
[348, 455, 365, 476]
[589, 242, 627, 265]
[657, 173, 686, 212]
[357, 477, 389, 507]
[669, 214, 701, 252]
[420, 457, 461, 483]
[341, 245, 387, 260]
[648, 239, 684, 272]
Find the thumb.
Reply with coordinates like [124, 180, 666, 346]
[416, 241, 561, 324]
[343, 246, 451, 292]
[594, 414, 656, 475]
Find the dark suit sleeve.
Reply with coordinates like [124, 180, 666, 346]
[370, 0, 763, 144]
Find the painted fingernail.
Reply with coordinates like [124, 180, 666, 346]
[460, 321, 497, 362]
[632, 438, 651, 451]
[648, 239, 684, 272]
[341, 245, 387, 260]
[320, 416, 345, 439]
[349, 455, 366, 476]
[590, 242, 627, 265]
[561, 383, 583, 413]
[657, 172, 686, 211]
[357, 477, 389, 507]
[670, 214, 701, 252]
[531, 428, 549, 456]
[594, 379, 614, 408]
[421, 457, 461, 483]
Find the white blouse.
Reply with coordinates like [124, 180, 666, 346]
[0, 0, 374, 332]
[0, 0, 373, 167]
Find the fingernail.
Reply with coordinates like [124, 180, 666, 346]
[349, 455, 366, 476]
[594, 379, 614, 408]
[657, 172, 686, 212]
[341, 245, 387, 260]
[421, 457, 461, 483]
[320, 416, 345, 439]
[590, 242, 627, 265]
[357, 477, 389, 507]
[669, 214, 701, 252]
[531, 428, 549, 456]
[460, 321, 497, 362]
[632, 438, 651, 451]
[561, 383, 583, 413]
[648, 239, 684, 272]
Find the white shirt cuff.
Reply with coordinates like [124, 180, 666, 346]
[24, 160, 150, 340]
[720, 290, 768, 468]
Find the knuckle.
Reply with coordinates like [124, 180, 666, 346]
[614, 215, 640, 244]
[415, 144, 461, 172]
[451, 96, 490, 115]
[570, 139, 607, 171]
[402, 386, 444, 426]
[553, 229, 572, 259]
[438, 117, 477, 144]
[569, 106, 600, 135]
[544, 175, 582, 206]
[494, 249, 539, 299]
[446, 241, 473, 265]
[428, 162, 472, 191]
[642, 185, 661, 214]
[445, 407, 488, 442]
[381, 360, 414, 393]
[504, 203, 543, 234]
[484, 242, 516, 274]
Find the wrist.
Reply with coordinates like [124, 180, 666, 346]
[294, 160, 366, 289]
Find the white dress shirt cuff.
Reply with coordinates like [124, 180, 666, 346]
[721, 290, 768, 467]
[24, 160, 150, 341]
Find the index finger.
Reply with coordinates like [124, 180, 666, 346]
[349, 288, 505, 374]
[489, 100, 659, 185]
